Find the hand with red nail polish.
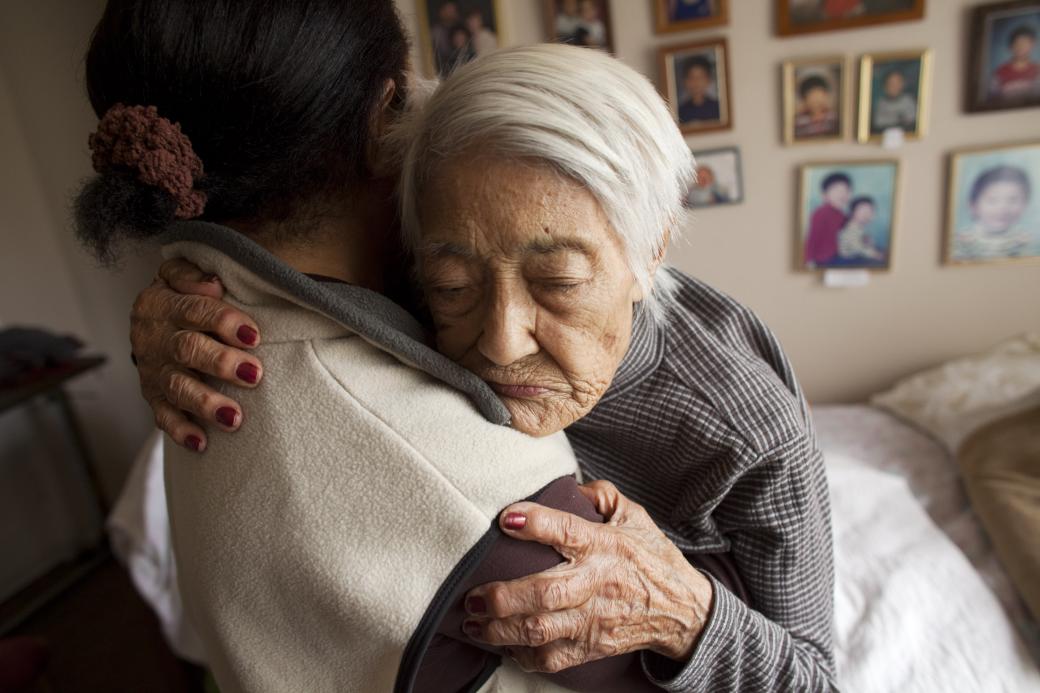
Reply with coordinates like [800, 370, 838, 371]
[461, 481, 712, 673]
[130, 257, 266, 449]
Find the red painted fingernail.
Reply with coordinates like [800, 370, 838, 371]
[237, 325, 258, 346]
[462, 620, 482, 639]
[216, 407, 239, 428]
[185, 435, 203, 452]
[503, 512, 527, 530]
[236, 362, 259, 384]
[465, 596, 487, 615]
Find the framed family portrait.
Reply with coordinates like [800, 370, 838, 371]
[966, 0, 1040, 112]
[776, 0, 925, 37]
[798, 160, 900, 271]
[945, 141, 1040, 265]
[544, 0, 614, 52]
[654, 0, 729, 34]
[783, 56, 849, 144]
[417, 0, 504, 77]
[688, 147, 744, 208]
[658, 38, 733, 134]
[857, 50, 932, 143]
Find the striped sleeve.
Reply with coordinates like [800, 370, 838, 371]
[641, 436, 836, 692]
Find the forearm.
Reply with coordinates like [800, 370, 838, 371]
[641, 574, 835, 692]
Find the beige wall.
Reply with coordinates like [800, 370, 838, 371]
[0, 0, 155, 505]
[397, 0, 1040, 402]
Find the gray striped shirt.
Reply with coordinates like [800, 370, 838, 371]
[566, 267, 836, 692]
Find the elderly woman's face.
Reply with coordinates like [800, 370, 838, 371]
[417, 156, 643, 437]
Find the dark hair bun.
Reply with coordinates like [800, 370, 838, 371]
[74, 171, 177, 264]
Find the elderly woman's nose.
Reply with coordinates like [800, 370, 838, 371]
[477, 289, 539, 366]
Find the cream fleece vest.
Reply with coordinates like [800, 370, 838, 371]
[160, 223, 578, 693]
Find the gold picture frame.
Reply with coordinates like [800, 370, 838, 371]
[416, 0, 506, 78]
[782, 55, 850, 145]
[857, 49, 932, 144]
[943, 140, 1040, 266]
[658, 37, 733, 135]
[653, 0, 729, 34]
[796, 159, 901, 272]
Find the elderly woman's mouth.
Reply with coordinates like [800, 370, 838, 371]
[487, 382, 551, 398]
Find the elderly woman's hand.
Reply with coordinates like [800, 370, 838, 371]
[130, 258, 263, 451]
[461, 480, 713, 673]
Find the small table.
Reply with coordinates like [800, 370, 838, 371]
[0, 356, 110, 634]
[0, 356, 109, 514]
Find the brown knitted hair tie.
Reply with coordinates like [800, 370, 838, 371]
[88, 103, 207, 220]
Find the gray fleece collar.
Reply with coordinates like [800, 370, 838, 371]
[161, 221, 511, 426]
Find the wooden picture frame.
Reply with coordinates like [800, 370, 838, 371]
[543, 0, 614, 53]
[688, 146, 744, 207]
[653, 0, 729, 34]
[776, 0, 925, 37]
[658, 37, 733, 135]
[796, 159, 901, 272]
[782, 55, 850, 145]
[857, 49, 932, 143]
[416, 0, 506, 78]
[966, 0, 1040, 113]
[943, 141, 1040, 266]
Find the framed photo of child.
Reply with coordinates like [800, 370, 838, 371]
[966, 1, 1040, 112]
[544, 0, 614, 53]
[798, 160, 900, 271]
[776, 0, 925, 37]
[653, 0, 729, 34]
[945, 141, 1040, 265]
[857, 49, 932, 143]
[783, 56, 849, 144]
[417, 0, 504, 78]
[688, 147, 744, 208]
[658, 38, 733, 134]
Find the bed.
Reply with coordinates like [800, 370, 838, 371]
[109, 400, 1040, 691]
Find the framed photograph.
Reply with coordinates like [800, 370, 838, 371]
[945, 141, 1040, 265]
[544, 0, 614, 52]
[967, 1, 1040, 113]
[417, 0, 504, 78]
[797, 160, 900, 271]
[658, 38, 733, 134]
[783, 56, 849, 144]
[857, 50, 932, 143]
[776, 0, 925, 37]
[688, 147, 744, 208]
[654, 0, 729, 34]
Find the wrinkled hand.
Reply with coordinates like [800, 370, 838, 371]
[130, 258, 263, 452]
[462, 480, 713, 673]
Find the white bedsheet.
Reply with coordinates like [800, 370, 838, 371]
[827, 453, 1040, 692]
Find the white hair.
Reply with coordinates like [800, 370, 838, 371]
[395, 44, 695, 319]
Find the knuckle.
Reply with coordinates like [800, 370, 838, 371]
[175, 294, 215, 327]
[522, 616, 549, 647]
[214, 349, 240, 377]
[211, 307, 241, 337]
[534, 648, 565, 673]
[561, 516, 586, 547]
[541, 580, 567, 611]
[484, 584, 511, 618]
[172, 331, 202, 366]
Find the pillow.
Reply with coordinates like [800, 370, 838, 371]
[957, 406, 1040, 623]
[871, 333, 1040, 454]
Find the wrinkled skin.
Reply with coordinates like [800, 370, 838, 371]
[466, 480, 711, 671]
[417, 156, 643, 437]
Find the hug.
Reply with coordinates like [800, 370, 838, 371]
[75, 1, 833, 691]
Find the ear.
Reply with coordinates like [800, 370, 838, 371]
[365, 78, 399, 173]
[630, 228, 671, 303]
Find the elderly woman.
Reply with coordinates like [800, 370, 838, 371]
[129, 44, 834, 693]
